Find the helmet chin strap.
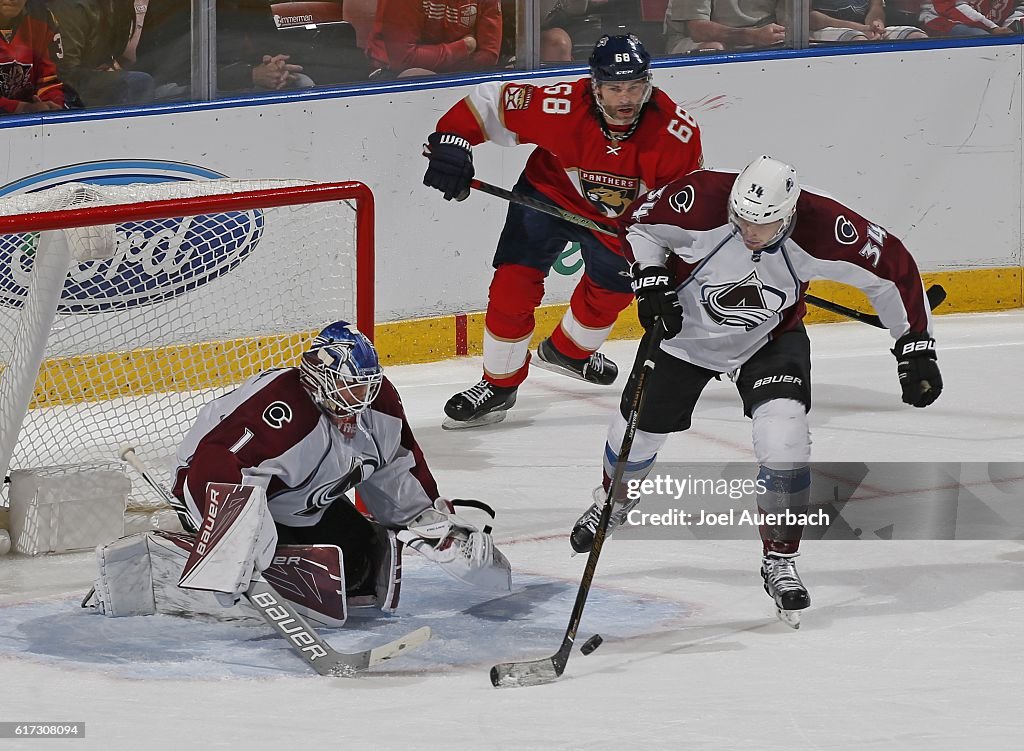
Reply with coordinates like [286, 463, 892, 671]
[592, 79, 651, 141]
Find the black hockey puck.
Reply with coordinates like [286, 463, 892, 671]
[580, 634, 603, 655]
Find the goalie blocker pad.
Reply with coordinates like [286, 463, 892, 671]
[178, 483, 278, 603]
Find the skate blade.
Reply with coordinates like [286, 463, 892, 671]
[775, 605, 802, 629]
[441, 411, 509, 430]
[531, 355, 590, 382]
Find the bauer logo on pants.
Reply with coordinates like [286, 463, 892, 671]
[0, 160, 264, 313]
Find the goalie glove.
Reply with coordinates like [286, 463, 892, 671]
[398, 498, 511, 592]
[422, 132, 474, 201]
[892, 332, 943, 408]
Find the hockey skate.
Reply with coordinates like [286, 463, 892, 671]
[570, 487, 639, 554]
[761, 552, 810, 629]
[442, 379, 517, 430]
[534, 338, 618, 385]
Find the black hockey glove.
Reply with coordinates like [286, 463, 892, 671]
[892, 332, 942, 408]
[423, 132, 474, 201]
[631, 265, 682, 338]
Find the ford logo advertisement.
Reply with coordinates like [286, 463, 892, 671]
[0, 160, 264, 314]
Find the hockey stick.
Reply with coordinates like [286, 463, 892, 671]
[470, 178, 613, 235]
[803, 284, 947, 329]
[118, 446, 431, 677]
[470, 179, 948, 327]
[489, 326, 665, 688]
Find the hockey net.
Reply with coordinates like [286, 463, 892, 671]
[0, 179, 373, 519]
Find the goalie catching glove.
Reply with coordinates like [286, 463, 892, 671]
[892, 332, 943, 408]
[398, 498, 511, 592]
[423, 132, 474, 201]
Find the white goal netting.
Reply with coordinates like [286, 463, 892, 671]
[0, 179, 372, 515]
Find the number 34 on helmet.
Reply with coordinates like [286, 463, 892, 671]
[299, 321, 384, 418]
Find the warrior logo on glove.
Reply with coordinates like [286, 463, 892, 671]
[423, 132, 474, 202]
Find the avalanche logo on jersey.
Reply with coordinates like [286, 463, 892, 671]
[669, 186, 695, 214]
[0, 160, 263, 313]
[835, 215, 859, 245]
[294, 468, 362, 517]
[700, 271, 786, 330]
[579, 170, 640, 217]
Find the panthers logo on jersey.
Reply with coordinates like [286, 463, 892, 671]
[579, 170, 640, 218]
[700, 271, 787, 330]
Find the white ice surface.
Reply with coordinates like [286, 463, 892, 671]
[1, 311, 1022, 750]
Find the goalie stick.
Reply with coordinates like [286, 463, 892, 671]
[489, 326, 666, 688]
[118, 446, 431, 677]
[469, 179, 947, 327]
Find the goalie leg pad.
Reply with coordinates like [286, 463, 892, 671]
[92, 532, 353, 626]
[92, 530, 251, 619]
[93, 533, 158, 617]
[345, 525, 403, 613]
[263, 545, 348, 627]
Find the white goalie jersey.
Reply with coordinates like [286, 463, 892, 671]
[172, 368, 440, 530]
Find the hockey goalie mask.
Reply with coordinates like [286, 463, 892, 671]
[589, 34, 653, 128]
[728, 155, 801, 254]
[299, 322, 383, 418]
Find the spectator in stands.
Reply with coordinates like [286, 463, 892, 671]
[810, 0, 928, 40]
[135, 0, 313, 99]
[918, 0, 1023, 37]
[367, 0, 502, 77]
[540, 0, 592, 62]
[885, 0, 924, 26]
[0, 0, 68, 113]
[664, 0, 786, 53]
[119, 0, 147, 67]
[47, 0, 155, 106]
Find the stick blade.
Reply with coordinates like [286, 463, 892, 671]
[319, 626, 432, 677]
[927, 284, 947, 309]
[490, 657, 563, 688]
[366, 625, 432, 667]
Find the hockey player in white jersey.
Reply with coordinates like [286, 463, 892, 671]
[91, 322, 511, 624]
[570, 156, 943, 625]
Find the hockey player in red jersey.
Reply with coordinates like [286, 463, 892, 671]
[569, 156, 943, 626]
[422, 34, 704, 429]
[89, 322, 511, 625]
[0, 0, 66, 114]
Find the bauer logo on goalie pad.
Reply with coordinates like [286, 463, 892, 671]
[0, 160, 264, 313]
[192, 483, 257, 559]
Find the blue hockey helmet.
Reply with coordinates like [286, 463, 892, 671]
[299, 321, 383, 418]
[589, 34, 652, 85]
[589, 35, 653, 127]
